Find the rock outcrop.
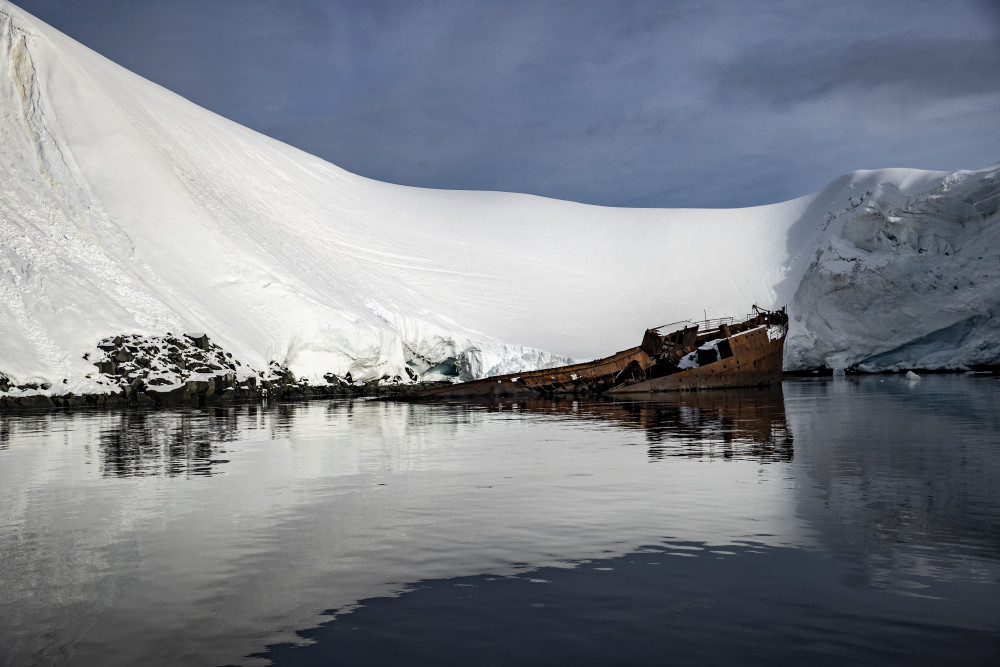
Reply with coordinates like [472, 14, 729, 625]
[0, 333, 450, 411]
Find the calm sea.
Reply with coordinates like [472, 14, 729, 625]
[1, 376, 998, 666]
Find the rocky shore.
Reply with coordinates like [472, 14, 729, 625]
[5, 332, 995, 413]
[0, 333, 450, 412]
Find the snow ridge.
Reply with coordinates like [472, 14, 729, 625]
[0, 1, 997, 391]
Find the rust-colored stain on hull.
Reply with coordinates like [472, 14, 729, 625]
[404, 307, 787, 400]
[608, 326, 785, 394]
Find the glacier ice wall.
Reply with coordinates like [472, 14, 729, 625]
[785, 167, 1000, 370]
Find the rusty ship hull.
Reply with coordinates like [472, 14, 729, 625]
[404, 307, 788, 400]
[607, 324, 785, 394]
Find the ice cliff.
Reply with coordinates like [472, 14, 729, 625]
[785, 168, 1000, 371]
[0, 1, 997, 392]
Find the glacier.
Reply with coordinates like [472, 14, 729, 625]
[0, 1, 997, 395]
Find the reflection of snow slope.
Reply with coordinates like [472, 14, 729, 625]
[0, 401, 802, 665]
[0, 2, 997, 389]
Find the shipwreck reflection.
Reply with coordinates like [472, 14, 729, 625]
[617, 387, 792, 462]
[447, 386, 792, 463]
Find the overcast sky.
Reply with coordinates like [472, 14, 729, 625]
[13, 0, 1000, 208]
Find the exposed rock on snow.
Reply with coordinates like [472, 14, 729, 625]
[0, 1, 997, 392]
[87, 332, 258, 405]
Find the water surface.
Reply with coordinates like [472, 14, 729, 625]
[1, 376, 998, 665]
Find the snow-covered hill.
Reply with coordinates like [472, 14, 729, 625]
[1, 1, 998, 394]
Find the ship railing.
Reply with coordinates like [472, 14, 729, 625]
[653, 306, 786, 336]
[652, 316, 735, 335]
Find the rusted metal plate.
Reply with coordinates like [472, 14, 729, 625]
[608, 327, 785, 394]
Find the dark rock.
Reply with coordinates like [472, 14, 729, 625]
[95, 360, 117, 375]
[147, 384, 191, 406]
[185, 333, 211, 351]
[267, 361, 295, 384]
[17, 394, 56, 410]
[18, 395, 55, 410]
[186, 380, 210, 395]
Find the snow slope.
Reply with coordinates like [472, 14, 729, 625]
[1, 2, 997, 390]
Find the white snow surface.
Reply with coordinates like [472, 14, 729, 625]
[1, 3, 998, 388]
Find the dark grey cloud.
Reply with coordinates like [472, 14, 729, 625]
[718, 37, 1000, 107]
[11, 0, 1000, 208]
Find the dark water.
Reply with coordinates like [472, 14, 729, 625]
[1, 376, 998, 666]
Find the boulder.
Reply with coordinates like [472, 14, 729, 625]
[95, 360, 117, 375]
[186, 380, 211, 395]
[18, 395, 55, 410]
[185, 333, 211, 351]
[147, 384, 191, 406]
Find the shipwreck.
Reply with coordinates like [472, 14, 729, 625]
[405, 306, 789, 399]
